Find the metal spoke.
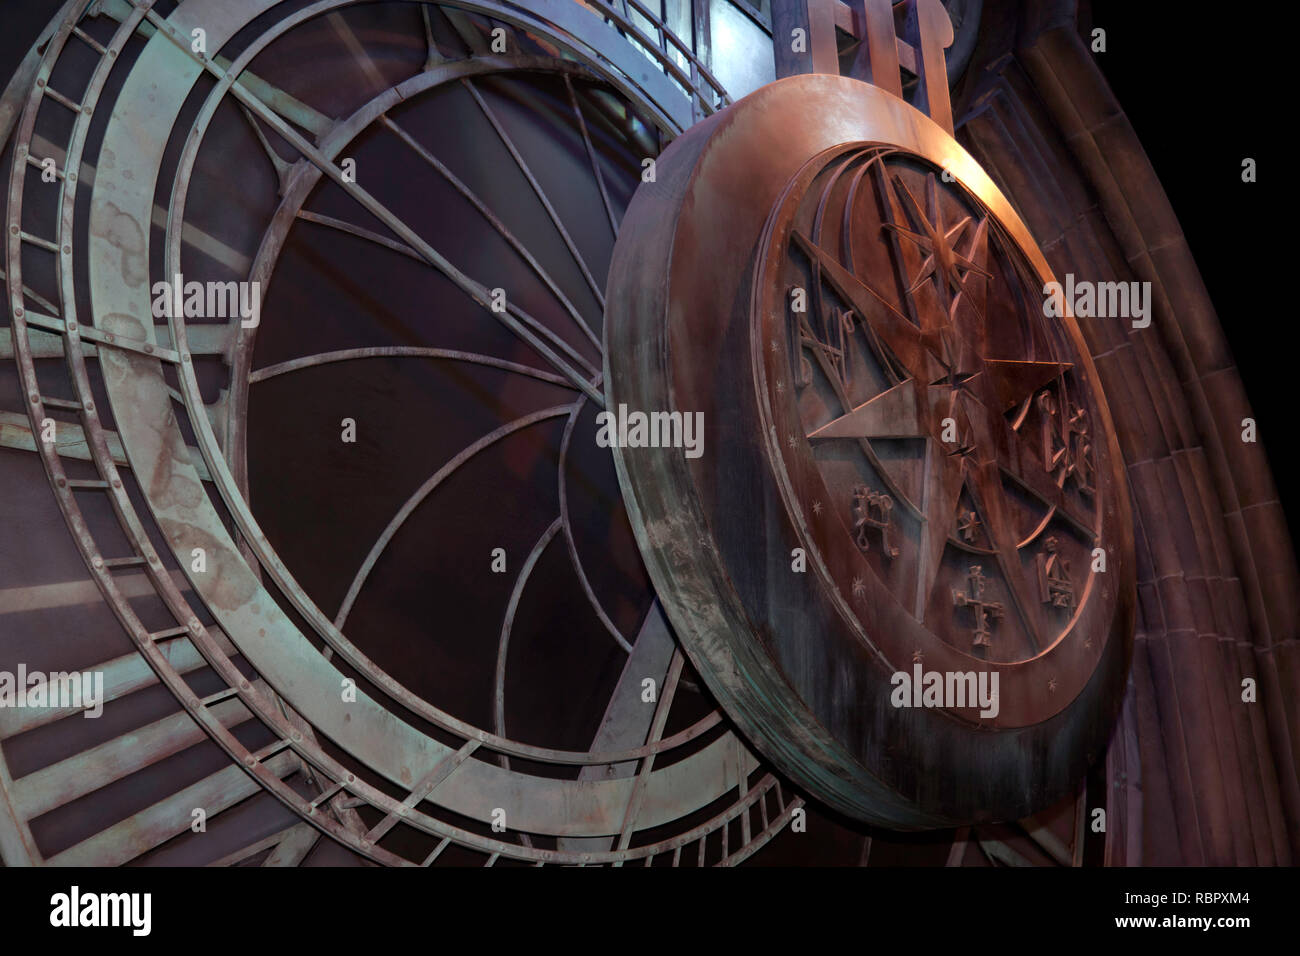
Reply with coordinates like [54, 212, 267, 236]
[260, 822, 322, 867]
[557, 602, 678, 855]
[565, 74, 620, 238]
[491, 516, 564, 853]
[250, 346, 576, 390]
[462, 77, 606, 311]
[98, 0, 333, 135]
[559, 396, 636, 654]
[381, 112, 603, 353]
[493, 518, 563, 738]
[334, 404, 575, 630]
[364, 739, 482, 846]
[292, 208, 595, 379]
[612, 647, 684, 859]
[149, 25, 606, 402]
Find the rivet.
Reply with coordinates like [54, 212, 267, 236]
[56, 477, 66, 487]
[62, 245, 71, 255]
[36, 78, 44, 87]
[67, 321, 77, 331]
[14, 307, 24, 318]
[91, 555, 103, 568]
[144, 344, 154, 354]
[84, 400, 94, 411]
[68, 172, 76, 183]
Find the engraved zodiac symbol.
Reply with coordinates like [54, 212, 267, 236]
[852, 485, 899, 558]
[953, 565, 1004, 649]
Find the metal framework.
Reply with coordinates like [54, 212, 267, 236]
[0, 0, 1113, 869]
[0, 0, 798, 867]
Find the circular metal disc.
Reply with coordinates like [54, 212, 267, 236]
[604, 73, 1135, 829]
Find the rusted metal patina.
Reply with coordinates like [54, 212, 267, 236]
[604, 72, 1135, 828]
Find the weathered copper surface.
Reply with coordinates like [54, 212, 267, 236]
[605, 72, 1135, 828]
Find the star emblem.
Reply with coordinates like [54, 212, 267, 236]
[791, 173, 1096, 654]
[881, 171, 992, 313]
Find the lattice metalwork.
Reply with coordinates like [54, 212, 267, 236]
[0, 0, 801, 867]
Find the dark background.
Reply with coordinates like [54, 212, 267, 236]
[1085, 1, 1292, 540]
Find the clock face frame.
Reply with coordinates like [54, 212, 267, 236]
[605, 73, 1135, 829]
[2, 0, 809, 867]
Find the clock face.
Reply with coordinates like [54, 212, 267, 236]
[1, 0, 804, 867]
[606, 73, 1134, 828]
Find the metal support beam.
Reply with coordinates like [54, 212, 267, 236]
[772, 0, 841, 77]
[772, 0, 955, 134]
